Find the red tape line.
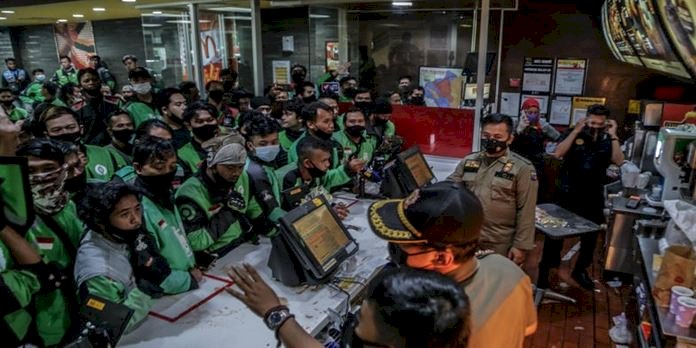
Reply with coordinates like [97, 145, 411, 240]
[148, 273, 235, 323]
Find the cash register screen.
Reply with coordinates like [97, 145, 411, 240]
[291, 203, 350, 271]
[401, 149, 434, 188]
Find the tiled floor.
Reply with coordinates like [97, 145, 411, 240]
[524, 233, 631, 348]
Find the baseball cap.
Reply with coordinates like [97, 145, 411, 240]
[368, 181, 483, 244]
[521, 98, 540, 110]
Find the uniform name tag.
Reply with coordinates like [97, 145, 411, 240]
[494, 171, 514, 180]
[464, 160, 480, 173]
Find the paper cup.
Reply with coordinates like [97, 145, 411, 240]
[675, 296, 696, 328]
[670, 286, 694, 315]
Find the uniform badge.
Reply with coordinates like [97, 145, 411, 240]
[94, 164, 108, 176]
[531, 171, 538, 181]
[575, 138, 584, 145]
[503, 162, 513, 173]
[180, 204, 196, 221]
[463, 160, 480, 173]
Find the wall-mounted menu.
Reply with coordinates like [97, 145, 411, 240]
[602, 4, 625, 62]
[620, 0, 690, 78]
[605, 0, 643, 67]
[656, 0, 696, 78]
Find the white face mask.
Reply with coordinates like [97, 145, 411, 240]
[35, 74, 46, 82]
[131, 82, 152, 95]
[254, 145, 280, 163]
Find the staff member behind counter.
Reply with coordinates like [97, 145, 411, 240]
[538, 104, 624, 290]
[448, 114, 538, 265]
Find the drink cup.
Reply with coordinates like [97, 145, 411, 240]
[671, 286, 694, 315]
[675, 296, 696, 328]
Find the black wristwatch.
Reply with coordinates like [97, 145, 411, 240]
[264, 305, 293, 331]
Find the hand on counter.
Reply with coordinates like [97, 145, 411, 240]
[226, 263, 282, 318]
[333, 202, 350, 220]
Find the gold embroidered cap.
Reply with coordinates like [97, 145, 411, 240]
[368, 181, 483, 244]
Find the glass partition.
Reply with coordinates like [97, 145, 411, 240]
[140, 8, 192, 88]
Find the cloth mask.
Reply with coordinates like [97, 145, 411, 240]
[583, 125, 605, 140]
[139, 171, 176, 196]
[313, 128, 333, 141]
[307, 162, 328, 179]
[30, 167, 68, 215]
[50, 131, 81, 144]
[526, 112, 539, 124]
[346, 125, 366, 138]
[481, 138, 508, 155]
[112, 129, 135, 145]
[192, 124, 218, 142]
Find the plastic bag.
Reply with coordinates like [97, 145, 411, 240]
[609, 313, 632, 345]
[620, 161, 640, 188]
[664, 200, 696, 238]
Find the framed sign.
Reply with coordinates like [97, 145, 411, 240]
[553, 58, 588, 96]
[521, 57, 554, 93]
[549, 96, 572, 125]
[571, 96, 607, 125]
[325, 41, 339, 71]
[418, 66, 464, 108]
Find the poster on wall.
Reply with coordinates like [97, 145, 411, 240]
[553, 58, 587, 96]
[656, 0, 696, 78]
[325, 41, 339, 72]
[53, 21, 97, 69]
[549, 96, 572, 125]
[571, 96, 607, 125]
[521, 57, 553, 93]
[418, 66, 463, 108]
[499, 92, 521, 117]
[200, 13, 223, 84]
[272, 60, 291, 85]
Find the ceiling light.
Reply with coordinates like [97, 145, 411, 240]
[72, 14, 84, 18]
[392, 1, 412, 6]
[152, 11, 162, 15]
[166, 20, 191, 24]
[93, 7, 106, 12]
[309, 14, 330, 19]
[142, 23, 162, 27]
[206, 7, 251, 13]
[0, 17, 6, 20]
[57, 19, 68, 23]
[122, 0, 137, 3]
[1, 10, 14, 14]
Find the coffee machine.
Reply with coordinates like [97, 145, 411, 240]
[654, 128, 696, 201]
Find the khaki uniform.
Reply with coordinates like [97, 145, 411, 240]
[447, 150, 538, 255]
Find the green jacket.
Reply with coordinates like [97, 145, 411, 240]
[332, 130, 377, 164]
[140, 193, 196, 294]
[53, 67, 78, 87]
[6, 106, 28, 123]
[286, 133, 352, 190]
[124, 99, 160, 129]
[31, 202, 85, 346]
[74, 230, 152, 333]
[177, 141, 205, 176]
[19, 81, 44, 105]
[85, 144, 120, 181]
[105, 144, 132, 167]
[114, 165, 187, 189]
[234, 159, 284, 235]
[287, 132, 343, 170]
[175, 174, 246, 253]
[1, 233, 41, 345]
[276, 162, 351, 209]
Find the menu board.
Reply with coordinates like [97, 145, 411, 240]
[620, 0, 690, 78]
[602, 3, 625, 62]
[655, 0, 696, 78]
[605, 0, 644, 66]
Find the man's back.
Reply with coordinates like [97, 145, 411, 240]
[457, 253, 537, 348]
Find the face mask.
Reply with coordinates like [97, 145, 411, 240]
[307, 161, 327, 179]
[50, 131, 81, 144]
[410, 96, 425, 106]
[1, 100, 14, 108]
[223, 80, 236, 92]
[344, 87, 356, 96]
[526, 112, 539, 124]
[209, 90, 224, 103]
[313, 128, 333, 141]
[139, 171, 176, 195]
[345, 125, 366, 138]
[388, 243, 409, 267]
[131, 82, 152, 95]
[481, 138, 508, 155]
[192, 124, 218, 141]
[105, 225, 141, 244]
[583, 125, 604, 139]
[374, 117, 387, 125]
[302, 95, 317, 104]
[64, 173, 86, 193]
[291, 72, 305, 83]
[30, 167, 68, 215]
[212, 168, 238, 189]
[112, 129, 135, 145]
[36, 74, 46, 82]
[255, 145, 280, 163]
[355, 102, 373, 115]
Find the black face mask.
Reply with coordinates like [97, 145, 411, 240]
[50, 131, 81, 144]
[374, 117, 387, 125]
[209, 90, 224, 103]
[344, 87, 356, 97]
[355, 102, 373, 115]
[223, 80, 235, 92]
[105, 224, 141, 244]
[388, 243, 408, 267]
[307, 162, 327, 179]
[345, 125, 366, 138]
[312, 128, 333, 141]
[192, 124, 218, 142]
[409, 96, 425, 106]
[212, 169, 237, 190]
[302, 95, 317, 104]
[583, 125, 604, 140]
[64, 173, 86, 193]
[291, 72, 305, 84]
[1, 100, 14, 107]
[112, 129, 134, 145]
[139, 171, 176, 195]
[481, 138, 508, 155]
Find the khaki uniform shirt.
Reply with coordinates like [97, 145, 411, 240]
[447, 150, 538, 254]
[451, 253, 537, 348]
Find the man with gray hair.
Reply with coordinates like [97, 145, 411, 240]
[175, 134, 250, 265]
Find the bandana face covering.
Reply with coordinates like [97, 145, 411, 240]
[30, 166, 69, 215]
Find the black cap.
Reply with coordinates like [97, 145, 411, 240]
[251, 96, 271, 109]
[368, 181, 483, 244]
[128, 67, 151, 80]
[373, 97, 392, 114]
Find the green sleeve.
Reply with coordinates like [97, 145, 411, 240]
[322, 166, 352, 192]
[160, 270, 193, 295]
[83, 277, 152, 333]
[0, 269, 41, 315]
[386, 122, 396, 137]
[175, 198, 215, 252]
[287, 141, 299, 166]
[315, 72, 335, 86]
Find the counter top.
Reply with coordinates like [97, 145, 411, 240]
[612, 197, 664, 218]
[535, 203, 602, 239]
[637, 237, 696, 344]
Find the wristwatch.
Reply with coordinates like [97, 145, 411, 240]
[264, 306, 293, 331]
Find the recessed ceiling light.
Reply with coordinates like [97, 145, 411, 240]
[122, 0, 137, 3]
[1, 10, 14, 14]
[93, 7, 106, 12]
[392, 1, 412, 6]
[152, 11, 163, 15]
[57, 19, 68, 23]
[0, 17, 6, 20]
[72, 14, 84, 18]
